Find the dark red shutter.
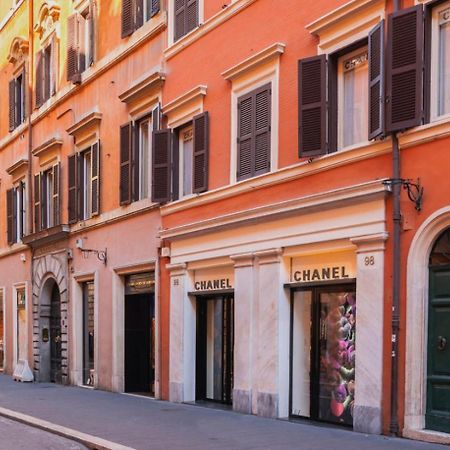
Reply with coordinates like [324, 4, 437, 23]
[91, 141, 100, 215]
[6, 189, 14, 245]
[298, 55, 327, 157]
[77, 154, 84, 221]
[386, 5, 424, 133]
[67, 14, 80, 83]
[174, 0, 186, 41]
[193, 112, 209, 193]
[52, 163, 60, 226]
[186, 0, 198, 34]
[122, 0, 134, 37]
[237, 92, 254, 181]
[254, 86, 271, 176]
[152, 129, 172, 203]
[34, 173, 41, 232]
[151, 0, 160, 17]
[369, 20, 385, 140]
[20, 68, 26, 120]
[68, 154, 78, 224]
[9, 79, 16, 131]
[120, 123, 133, 205]
[35, 51, 43, 108]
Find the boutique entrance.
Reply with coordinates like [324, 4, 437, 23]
[124, 273, 155, 395]
[290, 285, 356, 427]
[196, 295, 234, 405]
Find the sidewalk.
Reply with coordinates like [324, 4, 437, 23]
[0, 375, 446, 450]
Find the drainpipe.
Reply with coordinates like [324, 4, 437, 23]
[27, 0, 34, 236]
[389, 0, 401, 437]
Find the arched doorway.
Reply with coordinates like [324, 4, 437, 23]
[39, 278, 62, 383]
[427, 228, 450, 433]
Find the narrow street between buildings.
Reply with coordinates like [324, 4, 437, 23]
[0, 375, 446, 450]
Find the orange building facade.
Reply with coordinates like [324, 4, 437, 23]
[0, 0, 450, 445]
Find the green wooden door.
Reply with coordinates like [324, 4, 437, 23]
[426, 266, 450, 432]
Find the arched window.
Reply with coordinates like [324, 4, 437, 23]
[429, 227, 450, 266]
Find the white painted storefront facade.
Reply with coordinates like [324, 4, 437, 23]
[164, 180, 388, 434]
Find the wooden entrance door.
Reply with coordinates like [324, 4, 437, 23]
[426, 266, 450, 432]
[50, 283, 62, 383]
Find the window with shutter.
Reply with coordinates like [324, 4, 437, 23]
[34, 173, 41, 232]
[52, 163, 60, 226]
[6, 189, 15, 245]
[68, 154, 78, 224]
[152, 129, 172, 203]
[174, 0, 198, 42]
[91, 142, 100, 216]
[193, 112, 209, 193]
[298, 55, 327, 157]
[135, 116, 152, 201]
[122, 0, 134, 37]
[369, 20, 385, 140]
[9, 80, 15, 132]
[67, 14, 80, 83]
[10, 71, 26, 131]
[35, 50, 44, 108]
[237, 84, 271, 182]
[120, 123, 133, 205]
[425, 1, 450, 123]
[386, 5, 424, 133]
[41, 168, 54, 229]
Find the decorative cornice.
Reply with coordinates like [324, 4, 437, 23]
[163, 85, 207, 116]
[6, 158, 29, 177]
[351, 232, 389, 253]
[222, 43, 285, 81]
[32, 136, 63, 158]
[119, 70, 165, 104]
[306, 0, 382, 35]
[34, 1, 61, 38]
[67, 111, 102, 137]
[160, 179, 389, 240]
[254, 248, 284, 265]
[230, 252, 254, 268]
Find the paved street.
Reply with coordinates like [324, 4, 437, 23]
[0, 375, 446, 450]
[0, 415, 87, 450]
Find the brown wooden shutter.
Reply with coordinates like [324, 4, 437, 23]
[120, 123, 133, 205]
[193, 112, 209, 193]
[122, 0, 134, 37]
[150, 0, 160, 17]
[386, 5, 424, 133]
[50, 36, 57, 97]
[91, 141, 100, 215]
[20, 68, 27, 120]
[298, 55, 327, 157]
[68, 154, 78, 224]
[186, 0, 198, 34]
[135, 0, 144, 29]
[368, 20, 385, 140]
[77, 155, 84, 221]
[174, 0, 186, 41]
[52, 163, 60, 226]
[152, 129, 172, 203]
[88, 2, 95, 67]
[6, 189, 14, 245]
[35, 51, 43, 108]
[132, 125, 140, 202]
[254, 86, 271, 176]
[9, 79, 16, 131]
[152, 103, 161, 131]
[67, 14, 80, 83]
[41, 172, 48, 229]
[237, 92, 254, 181]
[34, 173, 41, 232]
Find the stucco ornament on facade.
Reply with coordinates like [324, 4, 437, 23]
[7, 37, 29, 65]
[34, 1, 61, 40]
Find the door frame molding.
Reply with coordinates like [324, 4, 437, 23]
[405, 206, 450, 443]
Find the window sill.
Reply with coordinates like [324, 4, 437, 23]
[164, 0, 257, 60]
[161, 137, 392, 217]
[399, 115, 450, 149]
